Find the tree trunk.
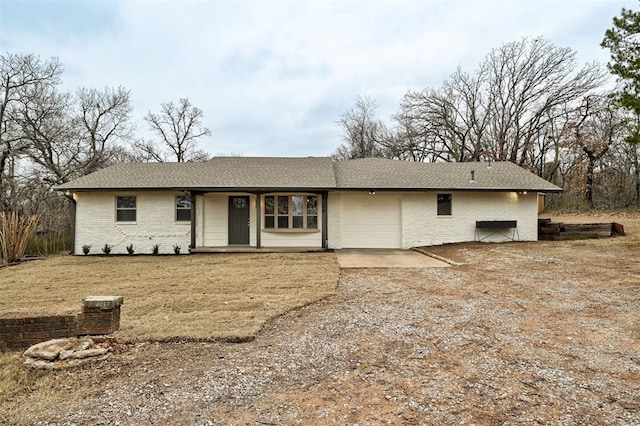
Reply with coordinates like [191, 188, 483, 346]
[634, 147, 640, 207]
[585, 157, 595, 209]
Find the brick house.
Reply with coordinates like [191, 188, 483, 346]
[56, 157, 561, 254]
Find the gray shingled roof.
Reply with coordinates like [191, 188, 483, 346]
[57, 157, 337, 191]
[333, 158, 561, 191]
[56, 157, 561, 192]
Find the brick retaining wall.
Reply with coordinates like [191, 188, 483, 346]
[0, 313, 77, 351]
[0, 296, 123, 351]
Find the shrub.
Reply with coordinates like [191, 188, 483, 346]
[0, 212, 39, 264]
[152, 244, 160, 255]
[101, 243, 112, 255]
[25, 231, 72, 257]
[173, 244, 181, 254]
[82, 244, 91, 255]
[126, 244, 135, 255]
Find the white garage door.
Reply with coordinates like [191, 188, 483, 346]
[341, 193, 402, 248]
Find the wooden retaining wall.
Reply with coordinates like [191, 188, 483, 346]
[538, 219, 625, 241]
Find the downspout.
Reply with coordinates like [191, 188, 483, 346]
[63, 192, 76, 255]
[322, 192, 328, 249]
[189, 191, 196, 251]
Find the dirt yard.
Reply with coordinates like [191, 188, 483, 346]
[1, 214, 639, 425]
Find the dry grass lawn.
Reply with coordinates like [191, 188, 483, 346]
[0, 252, 340, 341]
[0, 213, 637, 425]
[0, 252, 339, 423]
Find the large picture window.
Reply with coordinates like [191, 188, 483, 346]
[437, 193, 452, 216]
[116, 196, 136, 222]
[264, 195, 318, 229]
[176, 195, 192, 221]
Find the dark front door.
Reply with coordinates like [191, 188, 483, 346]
[228, 196, 250, 245]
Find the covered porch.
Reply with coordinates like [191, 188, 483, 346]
[188, 191, 329, 250]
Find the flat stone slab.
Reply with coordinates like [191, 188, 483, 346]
[23, 337, 113, 369]
[83, 296, 124, 310]
[335, 249, 451, 268]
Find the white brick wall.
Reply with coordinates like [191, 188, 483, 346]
[74, 191, 191, 255]
[328, 190, 538, 249]
[401, 191, 537, 248]
[74, 190, 538, 253]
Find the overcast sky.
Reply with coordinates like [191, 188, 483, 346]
[0, 0, 631, 158]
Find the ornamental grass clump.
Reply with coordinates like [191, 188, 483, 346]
[0, 212, 39, 264]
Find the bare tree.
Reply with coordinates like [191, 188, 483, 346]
[333, 95, 389, 160]
[73, 86, 134, 175]
[562, 95, 623, 208]
[141, 98, 211, 162]
[19, 84, 73, 183]
[484, 38, 607, 166]
[17, 85, 133, 187]
[395, 67, 489, 162]
[393, 38, 607, 171]
[0, 53, 62, 211]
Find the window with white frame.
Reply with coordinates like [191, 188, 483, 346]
[176, 195, 192, 221]
[264, 195, 318, 229]
[116, 196, 136, 222]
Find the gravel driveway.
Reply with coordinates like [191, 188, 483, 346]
[14, 237, 638, 426]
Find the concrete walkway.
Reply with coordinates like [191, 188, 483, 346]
[335, 249, 451, 268]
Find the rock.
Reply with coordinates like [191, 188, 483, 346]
[23, 338, 77, 360]
[59, 339, 93, 360]
[23, 336, 113, 369]
[24, 352, 112, 370]
[67, 347, 110, 359]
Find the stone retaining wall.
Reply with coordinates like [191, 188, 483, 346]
[0, 296, 123, 351]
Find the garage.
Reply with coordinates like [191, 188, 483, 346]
[340, 193, 402, 248]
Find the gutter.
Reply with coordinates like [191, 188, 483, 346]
[332, 187, 563, 193]
[55, 185, 562, 193]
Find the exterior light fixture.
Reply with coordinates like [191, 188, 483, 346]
[368, 190, 376, 195]
[470, 170, 476, 183]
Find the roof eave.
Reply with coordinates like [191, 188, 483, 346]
[335, 186, 563, 192]
[57, 186, 338, 193]
[57, 185, 563, 193]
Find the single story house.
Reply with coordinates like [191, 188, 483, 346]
[56, 157, 562, 254]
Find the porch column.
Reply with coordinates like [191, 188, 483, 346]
[255, 193, 262, 248]
[189, 191, 197, 251]
[322, 192, 328, 249]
